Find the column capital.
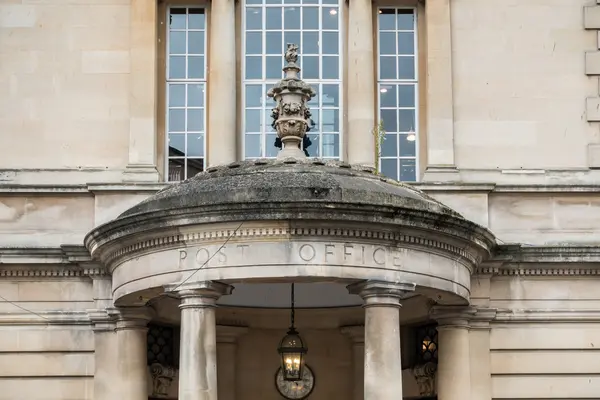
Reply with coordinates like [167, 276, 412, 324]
[216, 325, 249, 344]
[165, 281, 234, 309]
[114, 306, 155, 331]
[347, 280, 415, 308]
[469, 307, 497, 330]
[430, 305, 476, 329]
[340, 325, 364, 344]
[88, 308, 118, 332]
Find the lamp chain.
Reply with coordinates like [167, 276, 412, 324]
[290, 283, 295, 329]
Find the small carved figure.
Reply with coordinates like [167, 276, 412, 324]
[285, 43, 299, 64]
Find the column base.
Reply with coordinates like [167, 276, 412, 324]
[422, 165, 460, 182]
[122, 164, 160, 183]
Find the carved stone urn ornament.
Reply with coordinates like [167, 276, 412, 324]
[267, 43, 317, 159]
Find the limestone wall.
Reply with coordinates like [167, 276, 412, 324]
[485, 275, 600, 399]
[451, 0, 597, 171]
[0, 279, 94, 400]
[0, 2, 131, 171]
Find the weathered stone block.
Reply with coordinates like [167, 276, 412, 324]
[584, 5, 600, 29]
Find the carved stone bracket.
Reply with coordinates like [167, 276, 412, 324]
[149, 363, 178, 398]
[411, 362, 437, 397]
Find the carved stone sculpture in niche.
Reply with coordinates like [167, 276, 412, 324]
[150, 363, 177, 398]
[412, 362, 437, 397]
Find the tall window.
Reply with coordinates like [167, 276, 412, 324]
[243, 0, 342, 159]
[166, 7, 207, 182]
[377, 8, 418, 182]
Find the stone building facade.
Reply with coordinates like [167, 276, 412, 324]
[2, 0, 600, 399]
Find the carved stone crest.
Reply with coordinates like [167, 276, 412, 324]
[150, 363, 177, 398]
[411, 362, 437, 397]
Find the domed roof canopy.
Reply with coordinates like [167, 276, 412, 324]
[85, 44, 496, 306]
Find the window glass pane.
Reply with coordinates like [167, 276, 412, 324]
[266, 7, 282, 29]
[187, 134, 205, 157]
[246, 109, 261, 132]
[381, 159, 398, 180]
[378, 9, 396, 30]
[245, 135, 262, 157]
[169, 84, 185, 107]
[381, 134, 397, 157]
[188, 31, 204, 54]
[169, 31, 186, 54]
[379, 85, 397, 108]
[245, 56, 262, 79]
[284, 7, 301, 29]
[399, 134, 416, 157]
[188, 8, 205, 29]
[246, 85, 264, 107]
[169, 8, 186, 29]
[397, 9, 415, 30]
[379, 32, 396, 55]
[322, 56, 338, 79]
[168, 133, 185, 155]
[397, 85, 415, 107]
[246, 8, 262, 29]
[188, 56, 204, 79]
[398, 109, 415, 132]
[322, 32, 338, 54]
[301, 56, 319, 79]
[397, 32, 414, 55]
[302, 7, 319, 29]
[398, 56, 415, 79]
[246, 32, 263, 54]
[169, 109, 185, 132]
[322, 8, 338, 29]
[322, 84, 339, 107]
[379, 56, 396, 80]
[302, 31, 319, 53]
[266, 32, 282, 54]
[400, 159, 416, 181]
[381, 109, 397, 132]
[188, 84, 204, 107]
[187, 109, 204, 132]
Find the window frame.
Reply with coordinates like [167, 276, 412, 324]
[376, 6, 420, 182]
[240, 0, 345, 160]
[164, 4, 209, 182]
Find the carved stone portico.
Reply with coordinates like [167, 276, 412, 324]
[84, 46, 497, 400]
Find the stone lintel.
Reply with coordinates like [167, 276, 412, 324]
[340, 325, 365, 343]
[114, 306, 155, 330]
[216, 325, 249, 344]
[347, 280, 416, 308]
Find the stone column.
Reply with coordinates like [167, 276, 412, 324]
[341, 325, 365, 400]
[169, 281, 234, 400]
[116, 306, 154, 400]
[347, 0, 375, 167]
[124, 0, 159, 182]
[347, 280, 415, 399]
[207, 0, 237, 167]
[431, 306, 475, 400]
[217, 325, 249, 400]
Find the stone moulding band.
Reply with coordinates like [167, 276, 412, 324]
[3, 244, 600, 277]
[102, 226, 480, 269]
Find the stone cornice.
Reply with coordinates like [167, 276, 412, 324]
[0, 245, 106, 278]
[5, 244, 600, 278]
[494, 309, 600, 323]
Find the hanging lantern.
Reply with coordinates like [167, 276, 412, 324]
[277, 283, 308, 381]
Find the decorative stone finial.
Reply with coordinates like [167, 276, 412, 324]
[267, 43, 316, 159]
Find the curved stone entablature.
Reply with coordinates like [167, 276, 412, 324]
[84, 159, 497, 306]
